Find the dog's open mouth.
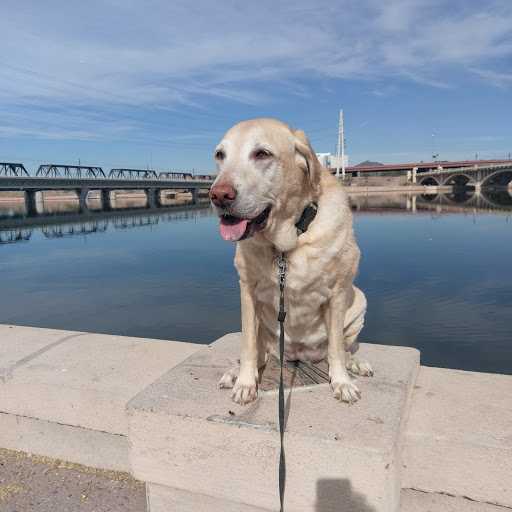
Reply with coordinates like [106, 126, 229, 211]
[219, 208, 270, 242]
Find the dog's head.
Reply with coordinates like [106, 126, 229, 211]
[210, 118, 322, 249]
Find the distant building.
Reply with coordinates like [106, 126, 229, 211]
[315, 153, 349, 168]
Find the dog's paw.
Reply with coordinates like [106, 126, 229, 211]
[220, 366, 258, 405]
[219, 367, 239, 389]
[346, 355, 374, 377]
[232, 379, 257, 406]
[332, 380, 361, 405]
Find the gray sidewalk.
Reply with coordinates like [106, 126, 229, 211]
[0, 449, 145, 512]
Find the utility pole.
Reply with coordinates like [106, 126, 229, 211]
[336, 109, 345, 179]
[341, 110, 345, 180]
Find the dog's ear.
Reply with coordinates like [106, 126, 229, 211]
[294, 129, 322, 192]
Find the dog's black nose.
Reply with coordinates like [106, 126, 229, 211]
[210, 183, 237, 208]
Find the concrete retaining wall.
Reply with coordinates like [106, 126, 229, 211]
[1, 324, 510, 511]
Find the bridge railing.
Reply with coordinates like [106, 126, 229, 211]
[158, 172, 194, 180]
[109, 169, 158, 179]
[158, 172, 215, 181]
[36, 165, 106, 178]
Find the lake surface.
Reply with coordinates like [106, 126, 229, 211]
[1, 189, 511, 375]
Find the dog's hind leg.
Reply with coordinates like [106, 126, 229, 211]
[219, 366, 239, 389]
[323, 289, 362, 404]
[343, 286, 373, 377]
[345, 347, 373, 377]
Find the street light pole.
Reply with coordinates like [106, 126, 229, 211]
[336, 109, 345, 179]
[341, 110, 345, 180]
[336, 109, 342, 179]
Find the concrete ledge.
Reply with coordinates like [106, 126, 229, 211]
[2, 324, 511, 511]
[0, 324, 201, 471]
[403, 366, 512, 508]
[128, 333, 420, 511]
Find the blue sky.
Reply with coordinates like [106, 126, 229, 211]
[1, 0, 511, 174]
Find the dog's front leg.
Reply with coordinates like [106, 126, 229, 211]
[323, 292, 362, 404]
[220, 279, 261, 405]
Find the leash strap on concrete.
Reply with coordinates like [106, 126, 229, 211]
[276, 254, 288, 512]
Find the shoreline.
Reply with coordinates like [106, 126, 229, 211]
[345, 184, 452, 194]
[0, 185, 449, 202]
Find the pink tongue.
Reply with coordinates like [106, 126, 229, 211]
[219, 217, 249, 242]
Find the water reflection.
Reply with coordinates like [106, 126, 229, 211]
[347, 188, 512, 214]
[0, 190, 511, 375]
[0, 194, 211, 245]
[417, 188, 512, 209]
[0, 190, 209, 219]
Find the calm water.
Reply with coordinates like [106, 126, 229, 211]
[1, 190, 511, 375]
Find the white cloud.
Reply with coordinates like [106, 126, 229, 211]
[1, 0, 511, 142]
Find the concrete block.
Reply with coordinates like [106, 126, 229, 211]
[0, 325, 202, 435]
[0, 324, 202, 470]
[403, 366, 512, 508]
[401, 490, 511, 512]
[0, 412, 129, 472]
[128, 333, 420, 512]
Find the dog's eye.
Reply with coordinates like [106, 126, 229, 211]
[215, 150, 225, 160]
[255, 149, 272, 159]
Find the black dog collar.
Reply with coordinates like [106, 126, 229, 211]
[295, 202, 318, 236]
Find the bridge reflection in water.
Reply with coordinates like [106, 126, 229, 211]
[417, 188, 512, 211]
[2, 189, 511, 246]
[349, 188, 512, 215]
[0, 199, 212, 245]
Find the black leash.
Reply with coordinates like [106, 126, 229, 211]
[275, 254, 288, 512]
[274, 201, 317, 512]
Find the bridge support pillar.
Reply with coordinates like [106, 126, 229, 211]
[24, 190, 38, 216]
[190, 188, 199, 205]
[75, 188, 90, 213]
[412, 167, 418, 184]
[144, 188, 161, 209]
[100, 189, 112, 211]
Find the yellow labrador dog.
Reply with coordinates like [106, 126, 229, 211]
[210, 118, 372, 405]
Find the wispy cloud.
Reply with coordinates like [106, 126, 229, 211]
[1, 0, 511, 143]
[469, 68, 512, 88]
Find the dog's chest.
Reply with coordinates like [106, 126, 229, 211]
[254, 253, 331, 330]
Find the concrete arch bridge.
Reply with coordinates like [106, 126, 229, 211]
[416, 163, 512, 189]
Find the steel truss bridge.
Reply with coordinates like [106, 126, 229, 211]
[2, 163, 215, 181]
[1, 163, 30, 177]
[0, 164, 215, 213]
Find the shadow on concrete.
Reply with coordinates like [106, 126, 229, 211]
[315, 478, 376, 512]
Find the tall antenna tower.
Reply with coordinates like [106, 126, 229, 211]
[336, 109, 345, 179]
